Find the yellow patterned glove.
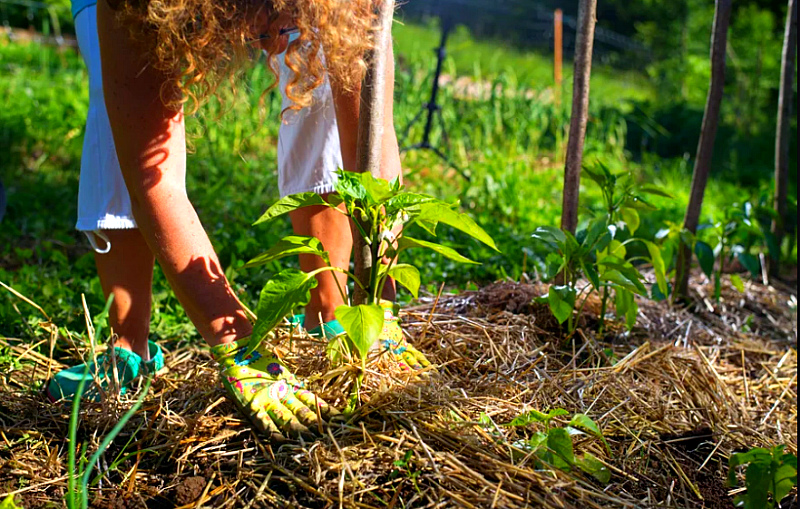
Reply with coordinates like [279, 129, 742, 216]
[212, 338, 337, 439]
[378, 300, 431, 371]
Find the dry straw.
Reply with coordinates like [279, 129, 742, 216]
[0, 270, 796, 508]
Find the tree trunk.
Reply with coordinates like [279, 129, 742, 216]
[352, 0, 395, 306]
[560, 0, 597, 236]
[771, 0, 798, 278]
[674, 0, 732, 301]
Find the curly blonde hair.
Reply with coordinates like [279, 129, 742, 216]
[111, 0, 379, 112]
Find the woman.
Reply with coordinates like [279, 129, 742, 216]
[47, 0, 429, 439]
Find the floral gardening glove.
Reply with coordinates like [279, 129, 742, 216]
[378, 300, 431, 371]
[212, 337, 337, 439]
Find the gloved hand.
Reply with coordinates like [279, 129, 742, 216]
[212, 337, 337, 439]
[378, 300, 431, 371]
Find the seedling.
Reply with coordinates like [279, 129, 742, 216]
[503, 409, 612, 484]
[247, 170, 498, 404]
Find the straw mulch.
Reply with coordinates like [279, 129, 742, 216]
[0, 271, 796, 508]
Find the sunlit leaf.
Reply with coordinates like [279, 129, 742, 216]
[387, 264, 421, 299]
[252, 269, 318, 346]
[335, 304, 384, 359]
[244, 236, 330, 269]
[254, 193, 332, 225]
[397, 237, 479, 265]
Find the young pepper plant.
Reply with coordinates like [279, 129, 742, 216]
[533, 164, 670, 335]
[245, 170, 498, 399]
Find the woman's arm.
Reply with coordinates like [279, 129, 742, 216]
[96, 0, 251, 346]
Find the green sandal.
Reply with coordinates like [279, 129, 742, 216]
[46, 341, 164, 403]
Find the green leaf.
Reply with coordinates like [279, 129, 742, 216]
[529, 432, 549, 454]
[736, 252, 761, 278]
[416, 203, 499, 251]
[615, 289, 639, 330]
[507, 409, 569, 427]
[0, 495, 23, 509]
[387, 264, 421, 299]
[742, 461, 772, 509]
[620, 208, 641, 235]
[532, 226, 567, 250]
[548, 286, 577, 325]
[577, 452, 612, 484]
[642, 240, 669, 296]
[695, 241, 716, 279]
[602, 270, 647, 296]
[252, 269, 318, 346]
[583, 261, 601, 291]
[547, 428, 576, 468]
[638, 185, 673, 199]
[254, 193, 332, 225]
[335, 304, 384, 359]
[773, 463, 797, 504]
[730, 274, 745, 293]
[544, 252, 565, 282]
[243, 236, 330, 269]
[582, 165, 608, 188]
[581, 217, 610, 252]
[569, 414, 611, 455]
[359, 173, 395, 205]
[334, 171, 368, 202]
[385, 192, 437, 217]
[397, 237, 479, 265]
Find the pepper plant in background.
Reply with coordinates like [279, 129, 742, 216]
[728, 445, 797, 509]
[532, 164, 670, 334]
[245, 170, 498, 401]
[659, 200, 777, 303]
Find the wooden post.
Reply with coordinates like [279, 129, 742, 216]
[352, 0, 395, 306]
[554, 9, 563, 106]
[771, 0, 798, 278]
[674, 0, 732, 301]
[560, 0, 597, 236]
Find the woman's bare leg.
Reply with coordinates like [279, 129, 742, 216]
[93, 229, 155, 359]
[289, 199, 351, 329]
[97, 1, 250, 346]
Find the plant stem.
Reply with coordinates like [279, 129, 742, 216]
[599, 285, 609, 336]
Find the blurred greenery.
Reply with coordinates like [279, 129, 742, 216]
[0, 11, 796, 346]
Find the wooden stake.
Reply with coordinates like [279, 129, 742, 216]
[771, 0, 798, 278]
[560, 0, 597, 236]
[353, 0, 395, 306]
[674, 0, 732, 301]
[554, 9, 563, 106]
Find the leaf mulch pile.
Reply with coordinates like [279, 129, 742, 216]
[0, 271, 796, 508]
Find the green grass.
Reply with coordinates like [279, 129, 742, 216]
[393, 20, 655, 106]
[0, 22, 794, 344]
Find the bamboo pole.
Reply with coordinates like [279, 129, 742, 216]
[560, 0, 597, 237]
[771, 0, 798, 278]
[674, 0, 732, 301]
[352, 0, 395, 306]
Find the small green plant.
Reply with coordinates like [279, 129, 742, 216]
[66, 296, 152, 509]
[533, 164, 669, 334]
[246, 170, 498, 401]
[662, 201, 773, 303]
[389, 450, 422, 494]
[503, 409, 612, 484]
[728, 445, 797, 509]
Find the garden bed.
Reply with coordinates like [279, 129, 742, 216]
[0, 271, 796, 508]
